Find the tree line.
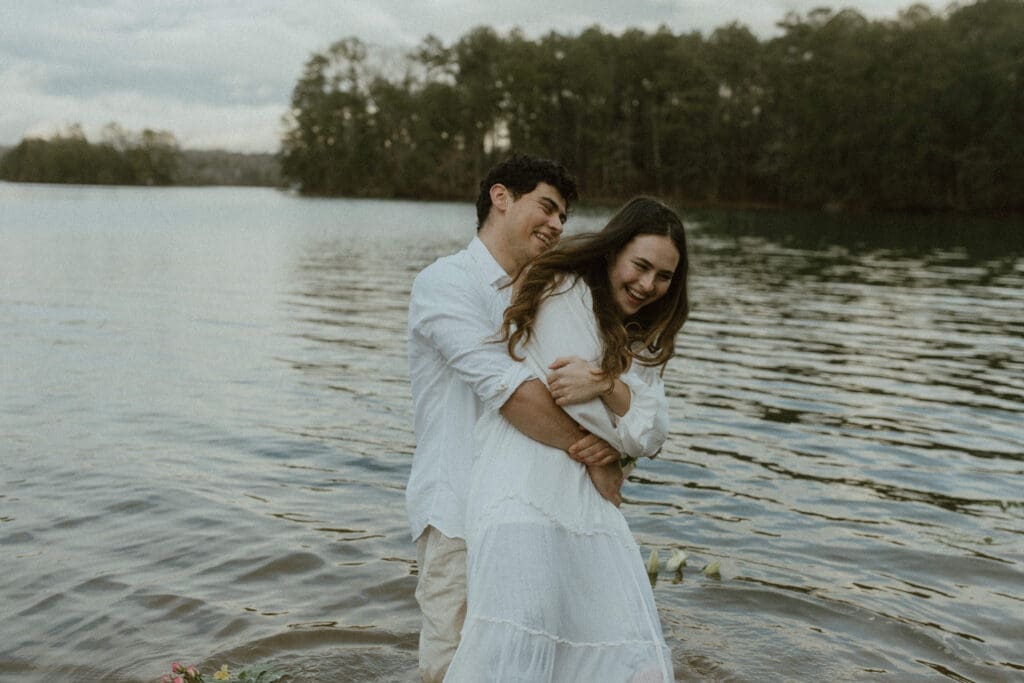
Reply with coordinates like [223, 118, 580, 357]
[1, 124, 182, 186]
[0, 124, 281, 187]
[280, 0, 1024, 213]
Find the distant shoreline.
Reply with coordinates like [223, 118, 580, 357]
[0, 136, 281, 188]
[3, 177, 1019, 222]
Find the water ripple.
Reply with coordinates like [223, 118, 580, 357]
[1, 187, 1021, 681]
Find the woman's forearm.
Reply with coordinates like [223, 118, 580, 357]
[600, 377, 631, 417]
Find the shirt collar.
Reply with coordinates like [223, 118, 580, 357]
[468, 236, 512, 289]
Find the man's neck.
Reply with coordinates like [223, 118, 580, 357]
[478, 226, 521, 277]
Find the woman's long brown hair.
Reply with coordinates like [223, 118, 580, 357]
[501, 196, 690, 378]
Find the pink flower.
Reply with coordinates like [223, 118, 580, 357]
[187, 667, 198, 676]
[173, 677, 184, 683]
[172, 662, 183, 673]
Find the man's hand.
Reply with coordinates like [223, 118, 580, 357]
[587, 462, 624, 506]
[568, 432, 620, 467]
[547, 356, 609, 406]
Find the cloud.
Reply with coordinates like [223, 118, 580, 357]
[1, 61, 285, 152]
[1, 0, 940, 152]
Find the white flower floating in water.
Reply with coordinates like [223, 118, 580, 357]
[666, 550, 687, 572]
[646, 549, 660, 575]
[648, 549, 722, 581]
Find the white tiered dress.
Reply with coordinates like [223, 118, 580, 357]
[444, 276, 674, 682]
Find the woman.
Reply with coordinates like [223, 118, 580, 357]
[445, 197, 689, 682]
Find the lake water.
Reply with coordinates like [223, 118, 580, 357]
[1, 183, 1021, 682]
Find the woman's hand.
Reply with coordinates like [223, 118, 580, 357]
[549, 356, 632, 416]
[547, 356, 611, 406]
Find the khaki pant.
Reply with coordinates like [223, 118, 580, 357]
[415, 526, 467, 683]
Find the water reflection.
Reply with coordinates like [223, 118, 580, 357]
[698, 207, 1024, 258]
[1, 186, 1021, 681]
[276, 203, 1024, 680]
[658, 210, 1023, 680]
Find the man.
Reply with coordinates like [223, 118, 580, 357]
[406, 154, 625, 682]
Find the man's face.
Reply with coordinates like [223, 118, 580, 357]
[503, 181, 567, 269]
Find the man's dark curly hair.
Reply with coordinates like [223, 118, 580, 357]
[475, 153, 579, 229]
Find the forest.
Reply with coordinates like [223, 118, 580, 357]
[0, 124, 182, 186]
[0, 124, 281, 187]
[279, 0, 1024, 213]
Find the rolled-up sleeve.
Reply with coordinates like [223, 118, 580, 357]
[409, 265, 534, 413]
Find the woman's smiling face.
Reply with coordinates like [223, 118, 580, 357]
[606, 234, 680, 316]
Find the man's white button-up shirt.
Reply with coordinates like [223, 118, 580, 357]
[406, 237, 535, 542]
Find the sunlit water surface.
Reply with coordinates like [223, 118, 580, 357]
[1, 183, 1021, 682]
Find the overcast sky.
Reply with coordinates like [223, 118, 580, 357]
[1, 1, 941, 152]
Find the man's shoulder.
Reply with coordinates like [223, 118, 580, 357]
[412, 248, 476, 290]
